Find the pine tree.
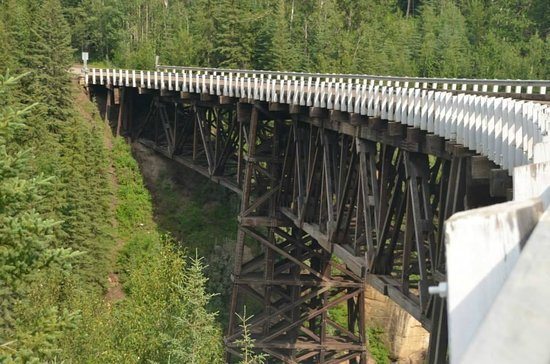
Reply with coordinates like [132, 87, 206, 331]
[0, 0, 32, 71]
[267, 0, 301, 71]
[0, 72, 78, 360]
[164, 253, 224, 363]
[0, 21, 10, 72]
[70, 0, 122, 61]
[416, 2, 439, 76]
[23, 0, 74, 119]
[307, 0, 348, 72]
[415, 0, 470, 77]
[235, 307, 267, 364]
[212, 0, 254, 68]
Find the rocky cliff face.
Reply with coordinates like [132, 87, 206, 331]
[365, 285, 429, 363]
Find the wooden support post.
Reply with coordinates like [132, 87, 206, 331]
[125, 89, 133, 141]
[104, 88, 112, 125]
[116, 87, 125, 137]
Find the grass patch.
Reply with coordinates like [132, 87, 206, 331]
[368, 328, 391, 364]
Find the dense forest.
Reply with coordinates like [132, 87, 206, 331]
[64, 0, 550, 79]
[1, 0, 225, 362]
[0, 0, 548, 363]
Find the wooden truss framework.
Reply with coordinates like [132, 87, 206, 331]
[95, 86, 507, 364]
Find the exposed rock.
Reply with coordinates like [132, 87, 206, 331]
[365, 284, 429, 363]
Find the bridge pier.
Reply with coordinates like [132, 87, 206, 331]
[224, 104, 368, 363]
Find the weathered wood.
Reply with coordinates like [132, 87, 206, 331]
[268, 102, 288, 112]
[116, 87, 125, 136]
[218, 95, 233, 104]
[310, 107, 329, 118]
[470, 155, 494, 180]
[237, 102, 252, 123]
[349, 113, 367, 126]
[289, 104, 302, 114]
[367, 116, 385, 130]
[200, 92, 214, 101]
[387, 121, 404, 136]
[91, 81, 517, 364]
[425, 133, 444, 154]
[330, 110, 348, 123]
[113, 87, 120, 104]
[238, 216, 287, 227]
[104, 88, 112, 124]
[490, 169, 512, 197]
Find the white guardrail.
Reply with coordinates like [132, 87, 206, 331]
[85, 67, 550, 173]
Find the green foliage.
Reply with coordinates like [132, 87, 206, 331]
[368, 328, 391, 364]
[159, 253, 224, 363]
[1, 0, 548, 362]
[112, 138, 154, 235]
[58, 241, 224, 364]
[146, 164, 238, 324]
[235, 307, 268, 364]
[326, 298, 390, 363]
[70, 0, 123, 60]
[0, 73, 77, 347]
[96, 242, 223, 363]
[416, 0, 471, 77]
[0, 72, 82, 363]
[65, 0, 548, 80]
[0, 0, 226, 357]
[56, 130, 224, 363]
[23, 0, 74, 117]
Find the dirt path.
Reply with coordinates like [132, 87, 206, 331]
[72, 80, 125, 302]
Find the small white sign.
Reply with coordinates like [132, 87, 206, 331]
[82, 52, 89, 62]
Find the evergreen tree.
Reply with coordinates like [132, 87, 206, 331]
[235, 307, 267, 364]
[0, 72, 77, 361]
[270, 1, 301, 71]
[23, 0, 74, 118]
[0, 21, 10, 72]
[308, 0, 349, 72]
[436, 1, 470, 77]
[163, 254, 223, 363]
[0, 0, 32, 71]
[212, 0, 255, 68]
[415, 0, 470, 77]
[70, 0, 122, 60]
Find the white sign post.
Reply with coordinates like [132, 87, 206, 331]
[82, 52, 89, 74]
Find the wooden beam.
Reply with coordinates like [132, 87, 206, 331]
[116, 87, 125, 136]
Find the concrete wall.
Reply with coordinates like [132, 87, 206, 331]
[514, 160, 550, 207]
[445, 198, 544, 363]
[447, 139, 550, 363]
[459, 207, 550, 363]
[454, 159, 550, 363]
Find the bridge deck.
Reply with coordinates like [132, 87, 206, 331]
[86, 67, 550, 174]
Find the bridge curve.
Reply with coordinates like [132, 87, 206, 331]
[87, 66, 550, 174]
[84, 66, 549, 364]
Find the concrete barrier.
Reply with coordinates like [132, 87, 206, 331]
[447, 151, 550, 363]
[459, 207, 550, 363]
[445, 198, 544, 363]
[514, 161, 550, 207]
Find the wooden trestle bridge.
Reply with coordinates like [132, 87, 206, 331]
[83, 65, 549, 364]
